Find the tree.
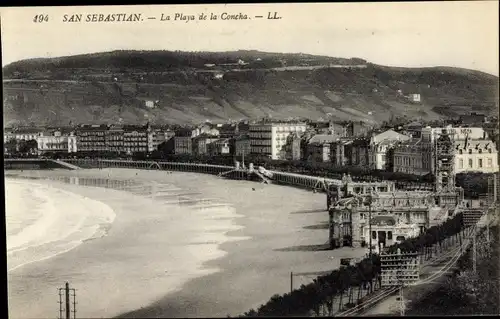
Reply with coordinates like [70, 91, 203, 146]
[4, 138, 18, 154]
[18, 139, 38, 154]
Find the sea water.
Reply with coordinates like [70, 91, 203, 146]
[5, 178, 116, 272]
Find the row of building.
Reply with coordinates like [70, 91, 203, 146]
[4, 120, 498, 175]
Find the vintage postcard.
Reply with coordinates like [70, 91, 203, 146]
[2, 2, 499, 318]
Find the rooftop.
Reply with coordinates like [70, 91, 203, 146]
[308, 134, 340, 144]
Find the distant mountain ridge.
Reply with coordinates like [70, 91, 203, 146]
[2, 50, 498, 127]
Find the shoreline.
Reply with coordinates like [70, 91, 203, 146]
[7, 168, 366, 318]
[6, 178, 116, 273]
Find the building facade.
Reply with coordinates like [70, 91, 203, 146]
[393, 140, 432, 175]
[368, 129, 411, 170]
[4, 127, 45, 143]
[150, 129, 175, 152]
[76, 124, 108, 152]
[105, 125, 124, 153]
[394, 126, 498, 175]
[192, 134, 219, 155]
[305, 134, 339, 162]
[234, 135, 251, 157]
[122, 124, 151, 154]
[249, 122, 307, 160]
[207, 138, 231, 156]
[281, 132, 302, 161]
[174, 136, 193, 155]
[36, 132, 77, 154]
[455, 138, 499, 173]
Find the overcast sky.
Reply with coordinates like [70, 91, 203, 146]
[1, 2, 498, 75]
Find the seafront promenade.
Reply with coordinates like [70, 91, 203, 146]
[5, 158, 343, 191]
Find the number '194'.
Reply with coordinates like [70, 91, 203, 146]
[33, 15, 49, 23]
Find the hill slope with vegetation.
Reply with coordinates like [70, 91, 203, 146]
[3, 50, 498, 127]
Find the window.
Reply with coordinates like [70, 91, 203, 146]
[468, 149, 472, 154]
[479, 149, 483, 154]
[489, 149, 492, 153]
[372, 231, 377, 240]
[459, 159, 464, 168]
[478, 158, 483, 168]
[459, 149, 463, 154]
[469, 159, 473, 168]
[388, 231, 393, 240]
[488, 158, 493, 167]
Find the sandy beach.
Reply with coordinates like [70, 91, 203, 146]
[7, 168, 366, 318]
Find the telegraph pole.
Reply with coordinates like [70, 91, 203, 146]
[368, 189, 373, 258]
[65, 282, 70, 319]
[399, 284, 405, 316]
[290, 272, 293, 294]
[58, 282, 76, 319]
[472, 227, 477, 274]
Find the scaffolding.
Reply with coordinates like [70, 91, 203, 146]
[433, 128, 456, 193]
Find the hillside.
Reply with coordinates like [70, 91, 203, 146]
[3, 50, 498, 127]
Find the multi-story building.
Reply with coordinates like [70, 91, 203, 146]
[350, 138, 370, 166]
[331, 138, 353, 166]
[403, 121, 423, 138]
[455, 137, 498, 173]
[329, 121, 348, 137]
[393, 140, 432, 175]
[207, 138, 231, 156]
[36, 130, 77, 155]
[394, 126, 498, 175]
[150, 129, 175, 152]
[173, 129, 193, 155]
[4, 127, 45, 143]
[328, 174, 463, 249]
[216, 123, 240, 139]
[192, 134, 219, 155]
[249, 121, 307, 160]
[369, 129, 411, 170]
[346, 121, 371, 138]
[281, 132, 302, 161]
[421, 126, 488, 143]
[76, 124, 108, 152]
[122, 123, 151, 154]
[234, 134, 251, 157]
[174, 136, 192, 155]
[106, 125, 124, 154]
[305, 134, 339, 162]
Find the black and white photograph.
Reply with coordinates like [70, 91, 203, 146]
[2, 2, 499, 318]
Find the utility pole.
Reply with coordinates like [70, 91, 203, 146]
[368, 188, 373, 258]
[58, 288, 64, 319]
[399, 284, 405, 317]
[290, 272, 293, 294]
[58, 282, 76, 319]
[472, 227, 477, 274]
[65, 282, 70, 319]
[486, 206, 490, 243]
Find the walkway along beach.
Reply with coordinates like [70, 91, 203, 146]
[6, 168, 368, 318]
